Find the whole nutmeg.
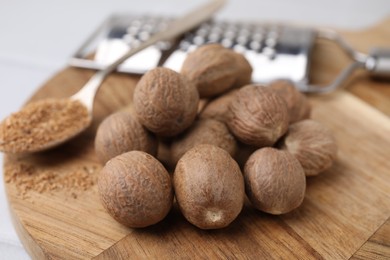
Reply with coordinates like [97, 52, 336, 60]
[174, 144, 244, 229]
[181, 44, 239, 98]
[95, 111, 157, 164]
[199, 89, 238, 123]
[232, 52, 252, 88]
[269, 80, 311, 123]
[197, 99, 209, 114]
[98, 151, 173, 228]
[280, 119, 337, 176]
[171, 118, 237, 164]
[234, 142, 258, 169]
[156, 138, 175, 171]
[134, 67, 199, 137]
[244, 147, 306, 214]
[228, 85, 289, 147]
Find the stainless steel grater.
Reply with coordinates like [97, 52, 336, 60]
[69, 13, 390, 93]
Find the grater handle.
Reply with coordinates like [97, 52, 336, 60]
[366, 48, 390, 77]
[299, 30, 390, 93]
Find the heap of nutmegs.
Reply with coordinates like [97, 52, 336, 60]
[96, 44, 337, 229]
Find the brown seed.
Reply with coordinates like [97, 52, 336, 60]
[173, 144, 244, 229]
[171, 118, 237, 164]
[98, 151, 173, 228]
[197, 99, 209, 114]
[134, 67, 199, 137]
[232, 52, 253, 88]
[156, 137, 175, 171]
[234, 142, 258, 169]
[269, 80, 311, 123]
[94, 111, 157, 164]
[199, 89, 238, 123]
[228, 85, 289, 147]
[280, 119, 337, 176]
[181, 44, 238, 98]
[244, 147, 306, 214]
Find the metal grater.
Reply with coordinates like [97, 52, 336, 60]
[70, 14, 174, 74]
[163, 21, 315, 83]
[70, 14, 314, 84]
[69, 13, 390, 93]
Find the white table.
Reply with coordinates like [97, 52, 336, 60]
[0, 0, 388, 259]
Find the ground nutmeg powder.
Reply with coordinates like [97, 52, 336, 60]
[0, 98, 90, 153]
[4, 161, 100, 199]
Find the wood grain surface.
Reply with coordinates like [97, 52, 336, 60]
[4, 18, 390, 259]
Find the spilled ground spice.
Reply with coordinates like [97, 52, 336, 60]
[4, 161, 101, 199]
[0, 98, 91, 153]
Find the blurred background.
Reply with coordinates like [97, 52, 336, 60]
[0, 0, 388, 259]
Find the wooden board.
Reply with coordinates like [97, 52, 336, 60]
[4, 18, 390, 259]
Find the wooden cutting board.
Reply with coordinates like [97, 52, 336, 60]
[4, 18, 390, 259]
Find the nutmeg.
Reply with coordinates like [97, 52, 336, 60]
[181, 44, 239, 98]
[94, 111, 157, 164]
[98, 151, 173, 228]
[173, 144, 244, 229]
[280, 119, 337, 176]
[244, 147, 306, 214]
[232, 52, 252, 88]
[269, 80, 311, 123]
[227, 84, 289, 147]
[134, 67, 199, 137]
[170, 118, 237, 164]
[234, 142, 258, 169]
[156, 138, 175, 171]
[199, 89, 238, 123]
